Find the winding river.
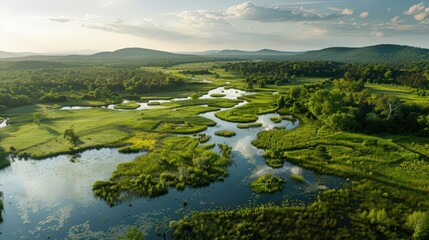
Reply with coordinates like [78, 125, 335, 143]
[0, 87, 344, 239]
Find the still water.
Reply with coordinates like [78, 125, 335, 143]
[0, 87, 344, 239]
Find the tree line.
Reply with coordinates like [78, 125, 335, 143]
[221, 61, 429, 89]
[0, 67, 185, 110]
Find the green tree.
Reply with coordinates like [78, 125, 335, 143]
[308, 90, 346, 118]
[191, 92, 199, 100]
[257, 80, 266, 88]
[64, 127, 79, 146]
[373, 95, 401, 119]
[33, 112, 42, 125]
[406, 211, 428, 240]
[325, 113, 357, 131]
[246, 80, 253, 90]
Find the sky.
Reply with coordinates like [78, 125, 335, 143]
[0, 0, 428, 52]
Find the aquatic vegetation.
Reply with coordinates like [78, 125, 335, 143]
[237, 122, 262, 129]
[251, 174, 285, 193]
[162, 98, 241, 109]
[171, 179, 429, 239]
[291, 174, 305, 183]
[262, 149, 285, 168]
[196, 134, 210, 143]
[114, 101, 141, 110]
[281, 115, 296, 121]
[156, 121, 209, 134]
[214, 130, 236, 137]
[118, 227, 145, 240]
[210, 93, 226, 98]
[146, 101, 161, 106]
[270, 116, 282, 123]
[253, 123, 429, 192]
[119, 132, 162, 153]
[215, 93, 278, 123]
[92, 136, 232, 206]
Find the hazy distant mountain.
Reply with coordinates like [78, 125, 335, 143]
[204, 45, 429, 63]
[293, 44, 429, 63]
[0, 51, 21, 59]
[43, 50, 100, 56]
[177, 50, 221, 55]
[0, 47, 223, 69]
[90, 47, 186, 59]
[212, 49, 299, 57]
[0, 50, 100, 59]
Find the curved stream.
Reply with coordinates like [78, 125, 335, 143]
[0, 87, 344, 239]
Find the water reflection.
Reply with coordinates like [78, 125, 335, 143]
[0, 148, 142, 208]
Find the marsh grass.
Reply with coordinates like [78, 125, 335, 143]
[92, 136, 232, 205]
[215, 93, 278, 123]
[214, 130, 236, 137]
[114, 101, 141, 110]
[251, 174, 285, 193]
[237, 122, 262, 129]
[270, 116, 282, 123]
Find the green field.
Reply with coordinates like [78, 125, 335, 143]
[0, 100, 233, 159]
[366, 83, 429, 106]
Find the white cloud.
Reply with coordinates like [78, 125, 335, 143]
[372, 31, 383, 38]
[404, 2, 425, 15]
[414, 12, 427, 21]
[42, 1, 429, 51]
[224, 1, 341, 22]
[403, 3, 429, 22]
[309, 27, 327, 36]
[390, 16, 400, 24]
[341, 9, 353, 16]
[49, 17, 74, 23]
[386, 16, 416, 31]
[360, 11, 369, 19]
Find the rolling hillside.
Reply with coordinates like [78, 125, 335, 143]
[293, 44, 429, 63]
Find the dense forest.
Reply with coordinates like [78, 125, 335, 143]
[0, 67, 185, 110]
[221, 61, 429, 89]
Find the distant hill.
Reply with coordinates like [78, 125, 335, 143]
[0, 47, 226, 70]
[211, 49, 298, 57]
[207, 45, 429, 63]
[90, 47, 186, 59]
[0, 61, 70, 71]
[292, 44, 429, 63]
[0, 51, 19, 59]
